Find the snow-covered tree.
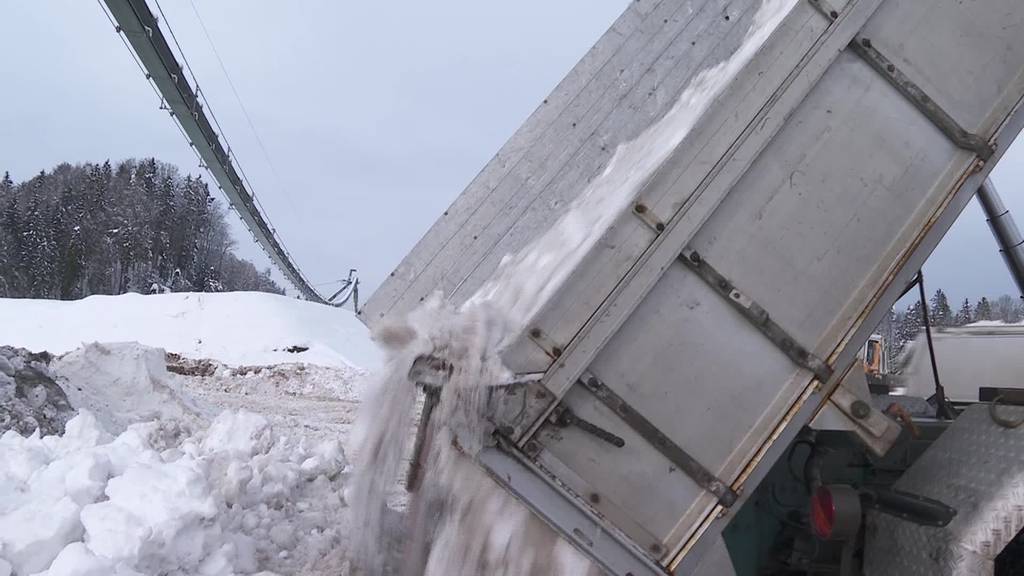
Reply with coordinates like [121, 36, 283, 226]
[929, 289, 952, 327]
[0, 159, 283, 299]
[954, 298, 972, 326]
[975, 297, 993, 322]
[895, 300, 923, 355]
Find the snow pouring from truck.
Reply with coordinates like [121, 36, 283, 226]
[347, 0, 798, 573]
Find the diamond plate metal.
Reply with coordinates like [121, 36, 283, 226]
[864, 404, 1024, 576]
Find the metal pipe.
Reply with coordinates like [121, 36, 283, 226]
[917, 272, 955, 419]
[977, 178, 1024, 299]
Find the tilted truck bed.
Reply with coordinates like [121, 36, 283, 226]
[361, 0, 1024, 573]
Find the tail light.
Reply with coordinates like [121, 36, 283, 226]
[810, 484, 862, 540]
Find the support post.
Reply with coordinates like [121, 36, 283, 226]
[977, 179, 1024, 300]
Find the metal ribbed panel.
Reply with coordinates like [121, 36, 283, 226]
[865, 404, 1024, 576]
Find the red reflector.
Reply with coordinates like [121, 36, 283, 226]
[810, 486, 835, 539]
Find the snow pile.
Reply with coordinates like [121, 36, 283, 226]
[352, 0, 799, 573]
[0, 341, 365, 576]
[0, 292, 381, 370]
[51, 343, 207, 435]
[0, 408, 351, 576]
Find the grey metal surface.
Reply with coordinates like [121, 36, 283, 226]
[477, 446, 667, 576]
[864, 404, 1024, 576]
[846, 32, 994, 159]
[362, 0, 1024, 570]
[680, 248, 833, 383]
[978, 179, 1024, 299]
[579, 373, 738, 507]
[101, 0, 324, 303]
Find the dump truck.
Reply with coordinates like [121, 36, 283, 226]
[360, 0, 1024, 573]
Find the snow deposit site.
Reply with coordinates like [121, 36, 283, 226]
[0, 293, 381, 575]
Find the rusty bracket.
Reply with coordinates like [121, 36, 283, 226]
[679, 249, 834, 383]
[553, 406, 626, 447]
[579, 373, 738, 508]
[405, 385, 440, 492]
[809, 0, 994, 160]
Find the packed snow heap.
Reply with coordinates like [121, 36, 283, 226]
[0, 343, 356, 576]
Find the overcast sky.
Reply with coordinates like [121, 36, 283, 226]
[2, 1, 1023, 309]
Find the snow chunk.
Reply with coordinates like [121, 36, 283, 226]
[0, 355, 13, 377]
[0, 402, 352, 575]
[81, 458, 217, 567]
[201, 410, 271, 458]
[0, 496, 82, 575]
[51, 343, 205, 434]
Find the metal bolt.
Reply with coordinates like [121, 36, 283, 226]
[688, 251, 701, 264]
[655, 222, 665, 232]
[551, 347, 563, 358]
[633, 203, 648, 214]
[525, 440, 540, 454]
[649, 543, 663, 555]
[860, 37, 872, 48]
[529, 328, 542, 339]
[851, 400, 871, 419]
[718, 279, 729, 290]
[886, 63, 896, 73]
[829, 10, 838, 18]
[589, 493, 601, 504]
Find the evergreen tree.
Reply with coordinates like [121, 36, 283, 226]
[0, 171, 12, 195]
[929, 289, 952, 327]
[2, 193, 23, 296]
[975, 297, 993, 322]
[0, 159, 283, 298]
[0, 174, 14, 296]
[954, 298, 972, 326]
[896, 300, 924, 351]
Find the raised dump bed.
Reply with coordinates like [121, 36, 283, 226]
[362, 0, 1024, 573]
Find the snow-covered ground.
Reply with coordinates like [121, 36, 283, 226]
[0, 292, 381, 370]
[0, 293, 397, 576]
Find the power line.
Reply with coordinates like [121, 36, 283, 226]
[99, 0, 323, 301]
[186, 0, 300, 221]
[149, 0, 295, 267]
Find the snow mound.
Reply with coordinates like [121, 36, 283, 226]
[52, 343, 207, 435]
[0, 292, 381, 370]
[0, 409, 352, 576]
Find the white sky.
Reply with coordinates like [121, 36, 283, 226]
[2, 1, 1023, 308]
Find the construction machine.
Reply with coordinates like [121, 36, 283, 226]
[360, 0, 1024, 573]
